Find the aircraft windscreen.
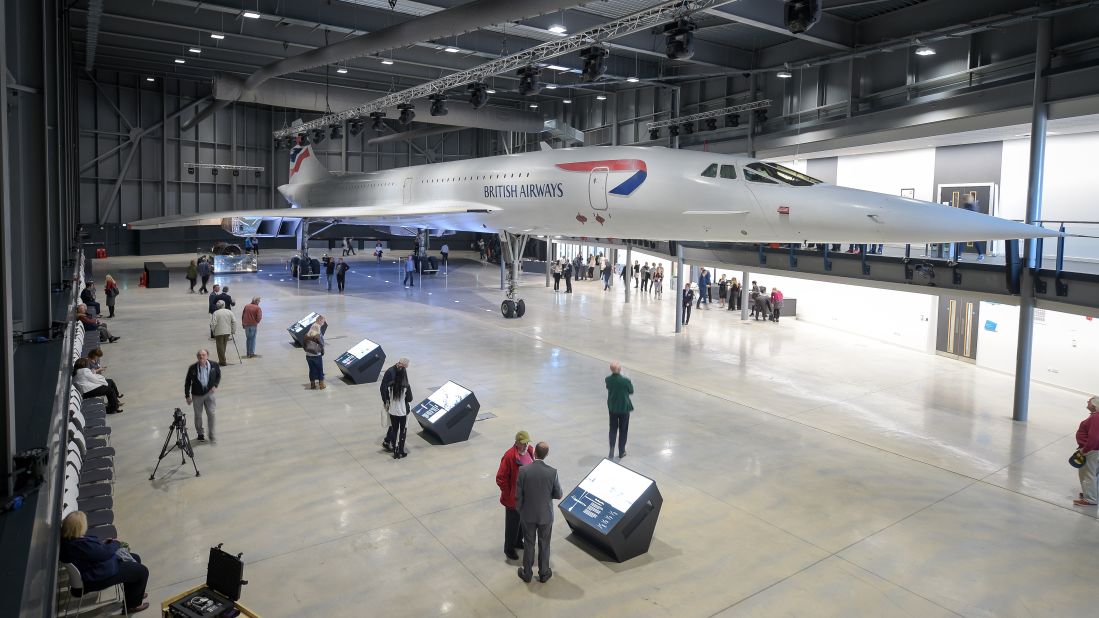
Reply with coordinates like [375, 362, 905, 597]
[743, 162, 822, 187]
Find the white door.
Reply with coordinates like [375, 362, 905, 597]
[589, 168, 609, 211]
[403, 178, 413, 204]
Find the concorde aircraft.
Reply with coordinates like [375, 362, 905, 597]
[129, 144, 1057, 316]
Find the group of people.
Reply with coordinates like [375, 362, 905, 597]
[321, 255, 351, 292]
[494, 362, 635, 584]
[681, 277, 783, 325]
[185, 256, 216, 294]
[73, 348, 125, 415]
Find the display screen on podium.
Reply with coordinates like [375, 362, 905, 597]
[288, 312, 320, 335]
[337, 338, 380, 367]
[414, 381, 472, 422]
[563, 460, 654, 534]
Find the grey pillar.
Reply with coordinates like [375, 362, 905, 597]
[545, 239, 552, 287]
[624, 245, 632, 303]
[674, 245, 684, 333]
[747, 74, 758, 157]
[499, 242, 506, 290]
[1012, 5, 1052, 423]
[740, 270, 750, 320]
[1, 0, 15, 498]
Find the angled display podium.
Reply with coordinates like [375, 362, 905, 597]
[335, 338, 386, 384]
[559, 459, 662, 562]
[286, 312, 321, 347]
[411, 381, 479, 444]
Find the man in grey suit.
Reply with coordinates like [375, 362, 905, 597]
[516, 441, 563, 583]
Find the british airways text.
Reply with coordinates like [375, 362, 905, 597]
[483, 183, 564, 199]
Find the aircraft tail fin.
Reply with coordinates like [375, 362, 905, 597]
[288, 143, 330, 184]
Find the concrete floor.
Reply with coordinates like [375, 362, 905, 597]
[79, 249, 1099, 617]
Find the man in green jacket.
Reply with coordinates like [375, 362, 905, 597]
[605, 362, 635, 460]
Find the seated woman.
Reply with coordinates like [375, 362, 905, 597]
[76, 304, 120, 344]
[60, 511, 149, 613]
[73, 358, 122, 414]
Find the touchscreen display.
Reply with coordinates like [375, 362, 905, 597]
[562, 460, 653, 534]
[414, 381, 471, 422]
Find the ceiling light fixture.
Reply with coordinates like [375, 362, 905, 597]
[626, 77, 639, 83]
[444, 47, 460, 53]
[545, 83, 558, 89]
[777, 70, 792, 78]
[548, 25, 567, 34]
[546, 64, 569, 72]
[242, 11, 261, 19]
[596, 94, 607, 101]
[562, 98, 572, 104]
[210, 33, 225, 40]
[915, 45, 935, 56]
[381, 58, 394, 65]
[529, 104, 539, 109]
[189, 47, 201, 53]
[336, 66, 348, 74]
[174, 58, 186, 64]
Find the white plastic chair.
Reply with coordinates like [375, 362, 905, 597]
[59, 561, 126, 616]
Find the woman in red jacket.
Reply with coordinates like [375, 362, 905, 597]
[495, 431, 535, 560]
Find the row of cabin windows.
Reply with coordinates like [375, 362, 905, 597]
[421, 172, 532, 184]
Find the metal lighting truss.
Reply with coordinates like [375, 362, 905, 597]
[185, 163, 266, 172]
[273, 0, 726, 139]
[647, 99, 771, 130]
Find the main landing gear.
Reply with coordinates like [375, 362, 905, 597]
[498, 231, 530, 319]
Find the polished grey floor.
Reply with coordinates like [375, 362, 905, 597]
[83, 250, 1099, 617]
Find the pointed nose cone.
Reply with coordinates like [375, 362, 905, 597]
[879, 193, 1058, 242]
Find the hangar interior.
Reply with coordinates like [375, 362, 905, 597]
[3, 0, 1099, 616]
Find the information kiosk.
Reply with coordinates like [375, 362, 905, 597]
[559, 459, 662, 562]
[286, 312, 320, 347]
[411, 381, 479, 444]
[335, 338, 386, 384]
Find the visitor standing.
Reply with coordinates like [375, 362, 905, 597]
[516, 442, 563, 584]
[303, 316, 327, 390]
[336, 258, 349, 293]
[605, 362, 634, 460]
[381, 358, 413, 458]
[209, 300, 236, 366]
[496, 431, 535, 560]
[241, 297, 262, 359]
[1073, 396, 1099, 507]
[184, 349, 220, 442]
[186, 260, 198, 293]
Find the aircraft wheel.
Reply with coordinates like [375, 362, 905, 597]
[501, 300, 516, 319]
[515, 299, 526, 318]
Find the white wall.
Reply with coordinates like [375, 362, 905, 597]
[835, 148, 936, 202]
[1001, 132, 1099, 262]
[716, 272, 938, 353]
[976, 302, 1099, 393]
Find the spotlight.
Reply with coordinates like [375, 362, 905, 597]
[211, 168, 219, 176]
[187, 166, 195, 175]
[704, 117, 717, 131]
[468, 83, 490, 109]
[664, 18, 696, 60]
[668, 125, 680, 137]
[312, 128, 326, 144]
[517, 66, 543, 96]
[254, 170, 261, 178]
[580, 47, 608, 82]
[429, 94, 448, 117]
[370, 112, 386, 132]
[783, 0, 821, 35]
[232, 169, 240, 177]
[754, 108, 768, 123]
[349, 120, 363, 137]
[726, 113, 740, 128]
[397, 103, 415, 125]
[330, 124, 342, 140]
[682, 122, 694, 134]
[649, 128, 660, 140]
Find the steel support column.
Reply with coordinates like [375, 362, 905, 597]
[1, 0, 16, 499]
[545, 239, 552, 287]
[741, 269, 750, 320]
[1012, 4, 1052, 423]
[624, 245, 631, 303]
[675, 244, 684, 333]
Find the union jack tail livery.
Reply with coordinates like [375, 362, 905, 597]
[288, 144, 330, 184]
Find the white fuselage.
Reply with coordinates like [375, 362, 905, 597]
[279, 146, 1052, 243]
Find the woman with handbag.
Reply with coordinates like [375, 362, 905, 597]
[103, 274, 120, 318]
[303, 316, 327, 390]
[380, 358, 413, 459]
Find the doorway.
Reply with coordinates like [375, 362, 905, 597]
[936, 296, 979, 362]
[588, 168, 609, 210]
[937, 183, 998, 256]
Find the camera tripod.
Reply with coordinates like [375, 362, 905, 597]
[150, 411, 200, 480]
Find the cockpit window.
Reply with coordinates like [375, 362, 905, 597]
[743, 162, 822, 186]
[720, 165, 737, 179]
[700, 164, 718, 178]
